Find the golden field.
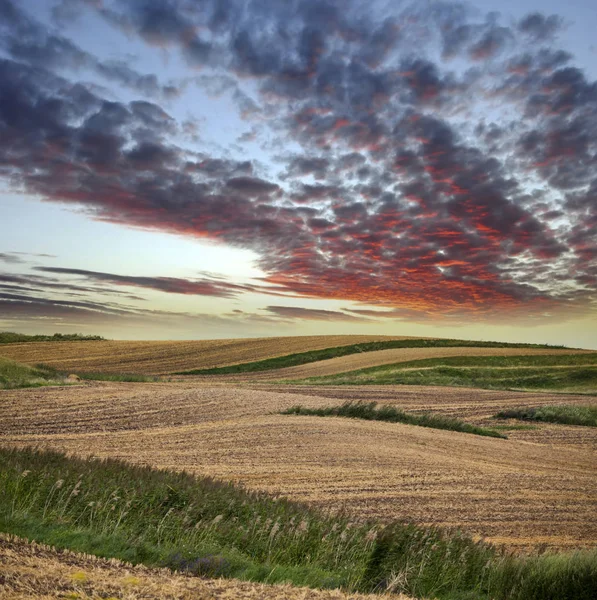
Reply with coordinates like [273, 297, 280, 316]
[0, 335, 414, 374]
[0, 534, 410, 600]
[1, 347, 596, 552]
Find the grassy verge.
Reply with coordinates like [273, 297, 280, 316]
[174, 339, 569, 376]
[0, 331, 105, 343]
[1, 447, 596, 599]
[0, 358, 160, 388]
[0, 358, 70, 389]
[495, 405, 597, 427]
[291, 354, 597, 392]
[281, 401, 506, 439]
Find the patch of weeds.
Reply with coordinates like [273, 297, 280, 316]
[495, 405, 597, 427]
[282, 401, 507, 439]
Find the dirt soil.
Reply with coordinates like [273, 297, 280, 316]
[0, 335, 414, 375]
[0, 534, 410, 600]
[2, 379, 595, 551]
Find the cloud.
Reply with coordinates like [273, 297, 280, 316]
[33, 266, 281, 298]
[518, 13, 563, 41]
[264, 305, 370, 322]
[0, 253, 25, 264]
[0, 0, 596, 324]
[0, 0, 181, 99]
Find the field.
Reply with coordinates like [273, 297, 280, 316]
[1, 381, 595, 550]
[0, 534, 404, 600]
[0, 335, 414, 375]
[1, 335, 596, 598]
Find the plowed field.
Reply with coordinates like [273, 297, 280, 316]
[0, 534, 407, 600]
[0, 335, 413, 374]
[2, 379, 595, 550]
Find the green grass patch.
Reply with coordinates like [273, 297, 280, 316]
[174, 339, 569, 375]
[489, 424, 539, 432]
[1, 447, 596, 599]
[0, 331, 105, 343]
[495, 405, 597, 427]
[281, 401, 507, 439]
[74, 371, 162, 383]
[0, 358, 69, 389]
[0, 358, 159, 388]
[292, 354, 597, 393]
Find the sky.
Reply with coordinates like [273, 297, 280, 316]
[1, 0, 596, 348]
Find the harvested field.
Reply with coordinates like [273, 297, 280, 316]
[0, 534, 406, 600]
[0, 335, 412, 375]
[2, 380, 596, 551]
[198, 347, 595, 381]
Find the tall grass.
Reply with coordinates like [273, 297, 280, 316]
[281, 401, 507, 439]
[0, 358, 66, 389]
[495, 405, 597, 427]
[175, 339, 569, 375]
[1, 447, 595, 599]
[0, 358, 158, 388]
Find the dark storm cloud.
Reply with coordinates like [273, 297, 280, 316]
[0, 0, 596, 322]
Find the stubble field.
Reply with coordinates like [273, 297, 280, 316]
[0, 335, 413, 374]
[1, 338, 596, 552]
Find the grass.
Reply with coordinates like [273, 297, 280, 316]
[292, 354, 597, 392]
[488, 424, 539, 432]
[73, 371, 162, 383]
[0, 332, 105, 343]
[281, 401, 507, 439]
[174, 339, 569, 375]
[0, 358, 69, 389]
[495, 405, 597, 428]
[0, 358, 160, 388]
[2, 447, 596, 600]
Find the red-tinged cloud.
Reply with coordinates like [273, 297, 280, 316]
[0, 0, 596, 324]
